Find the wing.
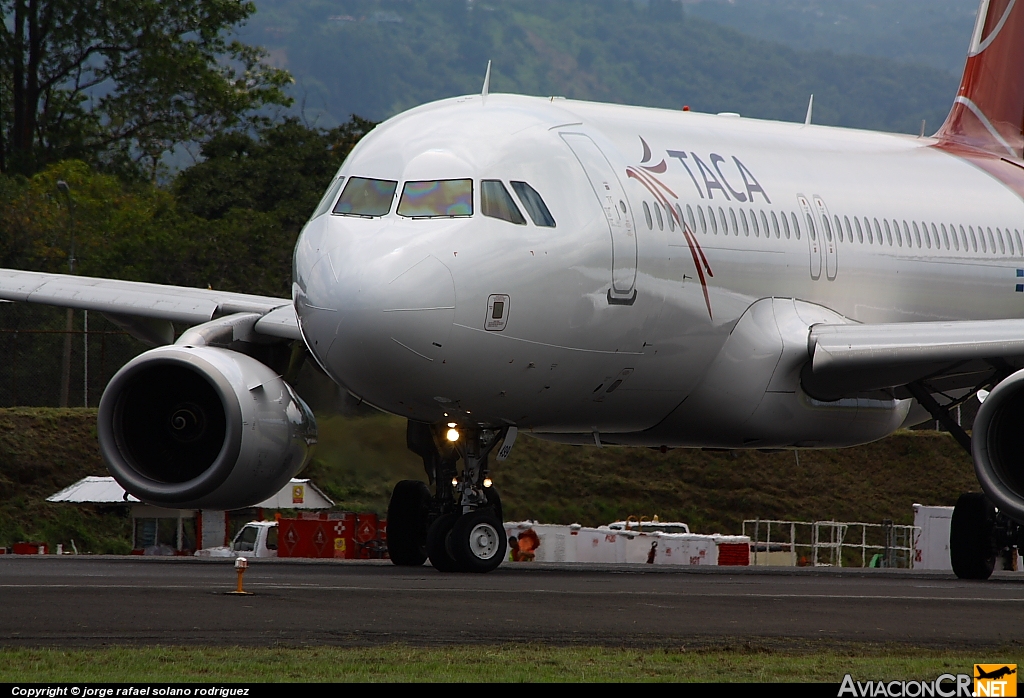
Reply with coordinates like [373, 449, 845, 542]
[0, 268, 300, 343]
[803, 318, 1024, 401]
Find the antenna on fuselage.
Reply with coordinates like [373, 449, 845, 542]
[804, 94, 814, 126]
[481, 60, 492, 104]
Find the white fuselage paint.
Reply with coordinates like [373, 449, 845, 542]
[293, 95, 1024, 449]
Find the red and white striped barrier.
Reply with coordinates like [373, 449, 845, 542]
[504, 522, 749, 566]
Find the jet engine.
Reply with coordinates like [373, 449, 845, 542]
[972, 368, 1024, 522]
[97, 345, 317, 510]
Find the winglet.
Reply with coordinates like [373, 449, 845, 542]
[804, 94, 814, 126]
[481, 60, 491, 103]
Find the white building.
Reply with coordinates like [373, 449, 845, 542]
[48, 476, 333, 554]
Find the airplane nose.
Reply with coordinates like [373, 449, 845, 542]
[377, 254, 456, 359]
[324, 250, 456, 405]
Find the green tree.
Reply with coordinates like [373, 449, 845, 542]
[173, 116, 375, 232]
[0, 0, 293, 178]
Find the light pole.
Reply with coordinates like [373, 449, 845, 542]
[56, 180, 76, 408]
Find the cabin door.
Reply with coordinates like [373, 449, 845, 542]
[813, 196, 838, 281]
[561, 132, 638, 303]
[797, 194, 822, 281]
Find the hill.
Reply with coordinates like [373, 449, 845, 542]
[241, 0, 961, 135]
[0, 408, 976, 552]
[686, 0, 978, 76]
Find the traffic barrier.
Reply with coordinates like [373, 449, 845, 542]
[504, 522, 750, 566]
[276, 511, 388, 559]
[12, 542, 48, 555]
[356, 513, 388, 559]
[278, 512, 355, 559]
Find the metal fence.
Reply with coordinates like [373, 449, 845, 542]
[742, 519, 920, 569]
[0, 304, 147, 407]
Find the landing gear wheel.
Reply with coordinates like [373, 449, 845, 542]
[485, 485, 503, 524]
[450, 509, 507, 573]
[950, 492, 997, 580]
[426, 513, 460, 573]
[386, 480, 431, 566]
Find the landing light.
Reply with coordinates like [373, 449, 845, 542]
[446, 428, 460, 442]
[447, 422, 457, 428]
[452, 477, 459, 487]
[483, 478, 493, 488]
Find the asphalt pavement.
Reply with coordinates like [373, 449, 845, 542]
[1, 556, 1021, 647]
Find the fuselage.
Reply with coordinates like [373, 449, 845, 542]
[293, 94, 1024, 447]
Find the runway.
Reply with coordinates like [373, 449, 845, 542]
[1, 556, 1022, 647]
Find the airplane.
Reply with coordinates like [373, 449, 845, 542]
[3, 0, 1024, 577]
[976, 666, 1017, 681]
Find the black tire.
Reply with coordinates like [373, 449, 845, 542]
[449, 508, 507, 573]
[426, 512, 460, 572]
[482, 484, 503, 523]
[950, 492, 996, 580]
[386, 480, 430, 566]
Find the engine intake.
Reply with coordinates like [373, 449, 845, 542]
[98, 345, 316, 510]
[973, 368, 1024, 522]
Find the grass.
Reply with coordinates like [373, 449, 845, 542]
[0, 644, 1016, 682]
[0, 408, 977, 550]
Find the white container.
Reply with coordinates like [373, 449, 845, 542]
[913, 504, 953, 571]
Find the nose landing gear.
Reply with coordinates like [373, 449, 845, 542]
[388, 420, 509, 572]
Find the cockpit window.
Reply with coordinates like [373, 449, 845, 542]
[481, 180, 526, 225]
[333, 177, 397, 217]
[397, 179, 473, 218]
[511, 181, 556, 227]
[311, 176, 345, 220]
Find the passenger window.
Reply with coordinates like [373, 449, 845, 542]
[334, 177, 398, 217]
[821, 215, 833, 242]
[719, 207, 728, 235]
[833, 215, 842, 243]
[729, 208, 739, 236]
[883, 219, 894, 247]
[750, 210, 759, 237]
[971, 226, 979, 252]
[654, 202, 664, 231]
[708, 206, 718, 235]
[312, 177, 345, 219]
[771, 211, 781, 238]
[1016, 230, 1022, 255]
[643, 202, 653, 230]
[791, 212, 801, 240]
[997, 228, 1006, 254]
[987, 227, 996, 253]
[697, 206, 708, 234]
[668, 205, 676, 232]
[398, 179, 473, 218]
[872, 218, 882, 245]
[960, 225, 969, 251]
[737, 208, 747, 236]
[511, 182, 556, 227]
[951, 224, 960, 251]
[760, 211, 771, 239]
[781, 211, 790, 239]
[806, 214, 817, 241]
[480, 180, 526, 225]
[854, 217, 863, 244]
[865, 218, 873, 244]
[941, 224, 950, 250]
[842, 216, 850, 243]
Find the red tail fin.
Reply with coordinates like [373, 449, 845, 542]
[936, 0, 1024, 157]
